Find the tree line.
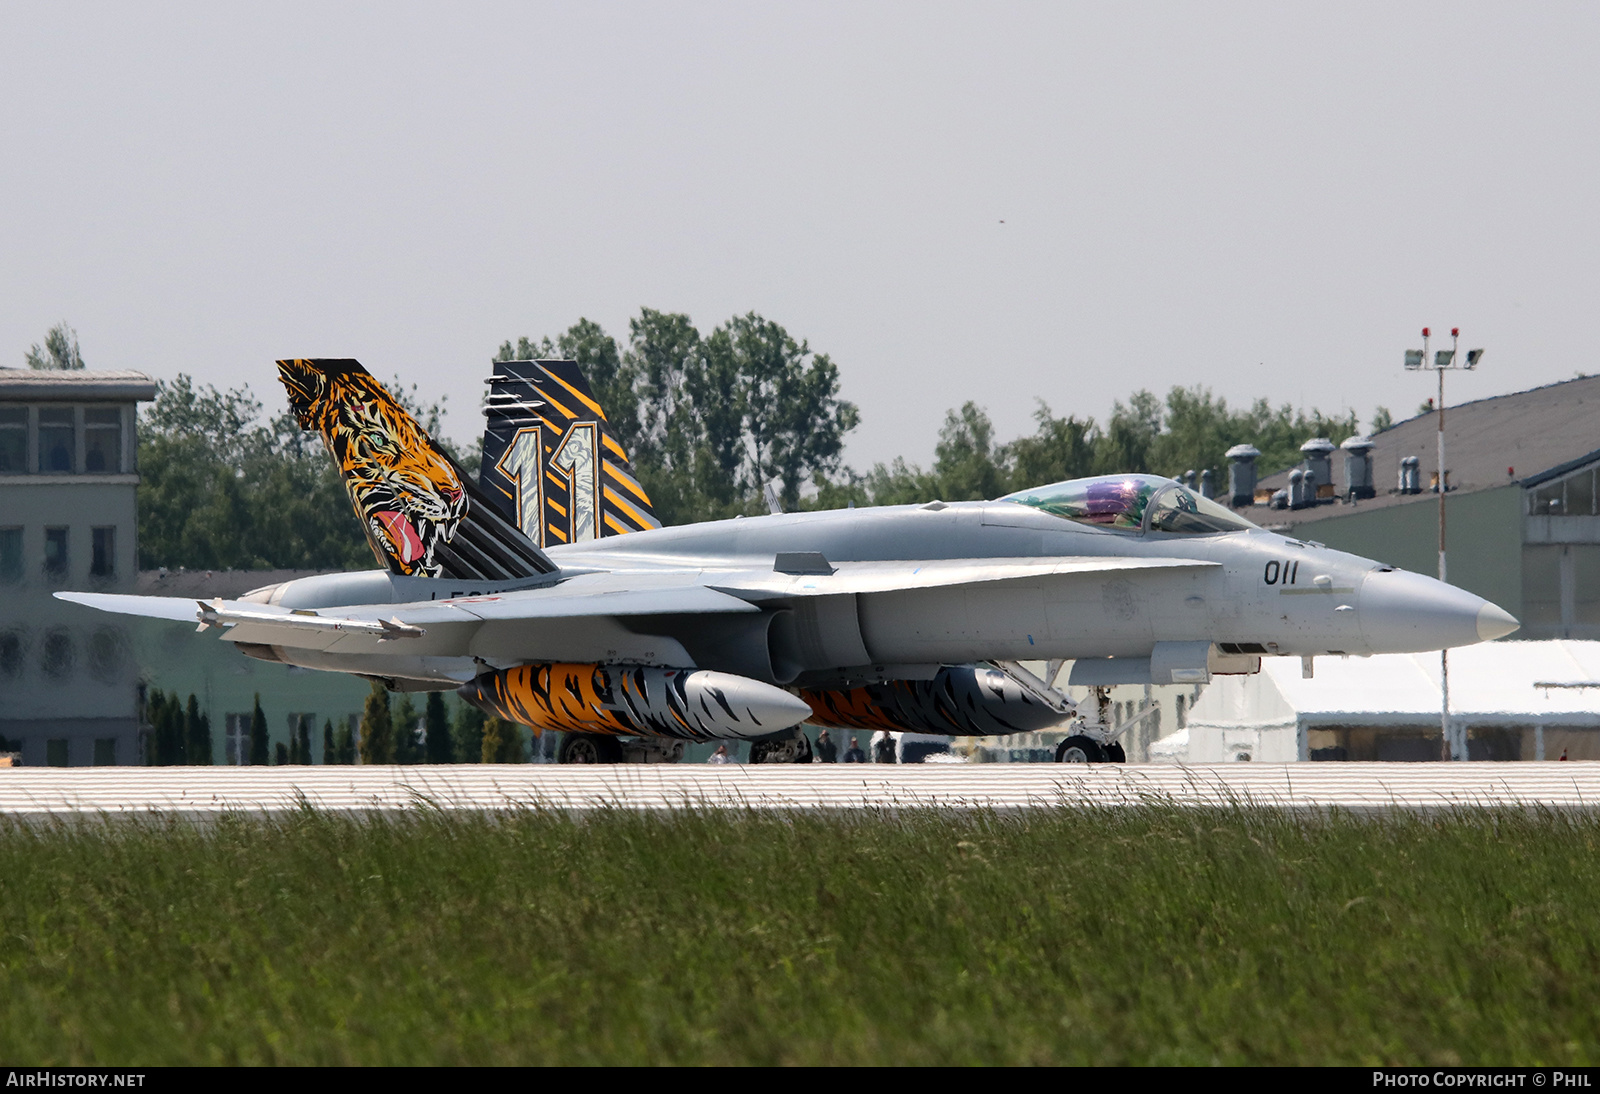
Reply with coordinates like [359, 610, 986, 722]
[113, 309, 1387, 568]
[823, 389, 1371, 509]
[144, 682, 531, 765]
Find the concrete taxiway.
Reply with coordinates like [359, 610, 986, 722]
[0, 763, 1599, 816]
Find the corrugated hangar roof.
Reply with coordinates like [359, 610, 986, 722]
[1254, 373, 1600, 524]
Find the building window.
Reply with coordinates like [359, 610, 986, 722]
[0, 407, 25, 473]
[43, 527, 67, 579]
[0, 630, 21, 678]
[84, 408, 122, 473]
[37, 408, 74, 473]
[225, 713, 251, 765]
[91, 527, 115, 578]
[1530, 467, 1599, 516]
[0, 527, 20, 583]
[40, 629, 74, 679]
[46, 739, 68, 767]
[93, 738, 117, 766]
[86, 627, 125, 684]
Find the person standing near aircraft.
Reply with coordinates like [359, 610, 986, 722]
[873, 731, 896, 764]
[815, 730, 838, 763]
[843, 737, 866, 763]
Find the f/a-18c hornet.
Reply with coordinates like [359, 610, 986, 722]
[60, 359, 1520, 763]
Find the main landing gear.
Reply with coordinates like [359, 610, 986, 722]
[749, 730, 814, 764]
[558, 732, 624, 764]
[1054, 686, 1127, 764]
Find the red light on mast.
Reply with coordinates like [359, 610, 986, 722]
[1451, 327, 1459, 337]
[1422, 327, 1431, 337]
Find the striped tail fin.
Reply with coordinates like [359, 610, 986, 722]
[478, 360, 661, 548]
[276, 358, 557, 581]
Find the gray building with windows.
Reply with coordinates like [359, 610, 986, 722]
[1251, 373, 1600, 639]
[0, 368, 157, 765]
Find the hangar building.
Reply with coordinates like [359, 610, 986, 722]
[1251, 373, 1600, 639]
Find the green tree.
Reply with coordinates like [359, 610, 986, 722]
[622, 309, 706, 525]
[136, 371, 456, 572]
[930, 402, 1007, 501]
[1095, 390, 1163, 475]
[274, 741, 289, 765]
[505, 310, 859, 525]
[249, 694, 268, 766]
[146, 689, 184, 766]
[1371, 406, 1395, 434]
[424, 692, 452, 764]
[185, 694, 212, 765]
[336, 719, 357, 765]
[358, 681, 393, 765]
[452, 700, 485, 764]
[480, 717, 524, 763]
[1008, 402, 1098, 491]
[322, 719, 336, 765]
[696, 314, 859, 512]
[25, 322, 86, 370]
[393, 695, 422, 764]
[296, 716, 311, 765]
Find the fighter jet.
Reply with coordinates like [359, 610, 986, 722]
[59, 358, 1520, 763]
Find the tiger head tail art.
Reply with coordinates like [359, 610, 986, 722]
[277, 359, 467, 577]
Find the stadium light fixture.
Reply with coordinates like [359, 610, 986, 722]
[1403, 325, 1484, 762]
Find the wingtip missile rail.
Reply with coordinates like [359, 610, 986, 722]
[193, 599, 426, 641]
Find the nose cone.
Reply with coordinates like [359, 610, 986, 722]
[1477, 602, 1521, 642]
[1360, 570, 1520, 653]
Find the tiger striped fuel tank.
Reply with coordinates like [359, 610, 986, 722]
[800, 664, 1077, 737]
[459, 663, 814, 741]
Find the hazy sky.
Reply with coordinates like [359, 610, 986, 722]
[2, 3, 1596, 468]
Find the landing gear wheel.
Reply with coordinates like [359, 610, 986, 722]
[1055, 735, 1109, 763]
[1104, 742, 1127, 764]
[558, 732, 624, 764]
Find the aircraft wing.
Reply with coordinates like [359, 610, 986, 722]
[53, 581, 760, 649]
[55, 557, 1211, 659]
[706, 555, 1218, 600]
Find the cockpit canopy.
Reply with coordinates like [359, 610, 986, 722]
[997, 474, 1259, 535]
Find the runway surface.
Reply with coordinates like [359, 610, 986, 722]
[3, 762, 1600, 815]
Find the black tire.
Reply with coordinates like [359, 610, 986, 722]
[750, 733, 814, 764]
[1104, 742, 1127, 764]
[558, 732, 623, 764]
[1055, 735, 1109, 763]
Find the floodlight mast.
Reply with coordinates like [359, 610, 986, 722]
[1403, 326, 1485, 760]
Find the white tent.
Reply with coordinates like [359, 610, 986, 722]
[1177, 640, 1600, 762]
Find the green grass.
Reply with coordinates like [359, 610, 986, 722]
[0, 806, 1597, 1065]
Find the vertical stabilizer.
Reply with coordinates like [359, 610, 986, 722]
[478, 360, 661, 548]
[276, 358, 556, 580]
